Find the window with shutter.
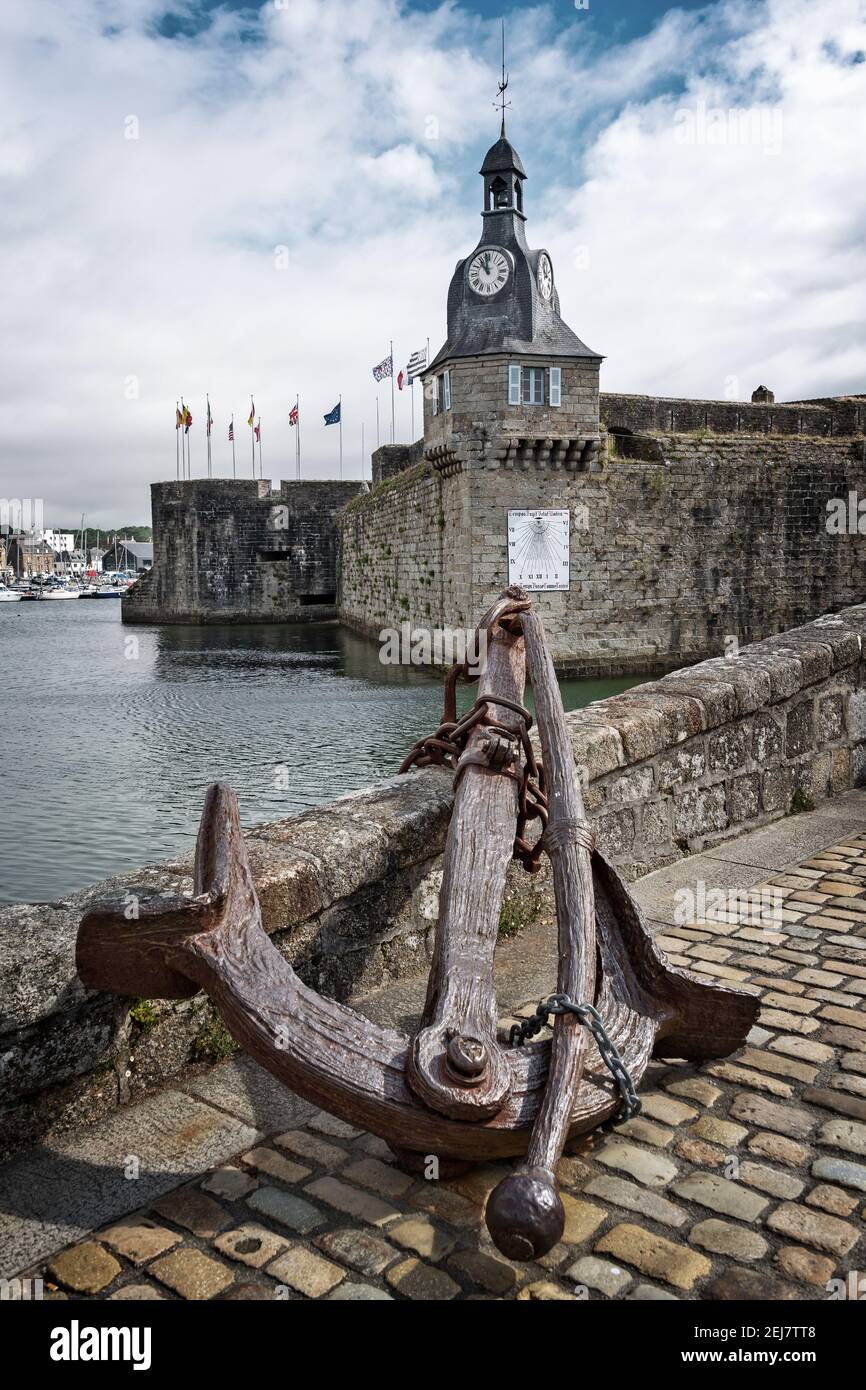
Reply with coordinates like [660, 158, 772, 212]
[443, 370, 451, 411]
[508, 364, 521, 405]
[549, 366, 561, 407]
[522, 366, 545, 405]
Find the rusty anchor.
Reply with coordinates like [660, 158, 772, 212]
[76, 587, 758, 1260]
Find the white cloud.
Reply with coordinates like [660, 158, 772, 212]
[0, 0, 864, 524]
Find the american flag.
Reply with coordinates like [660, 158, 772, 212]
[289, 403, 298, 426]
[228, 419, 234, 442]
[372, 353, 392, 382]
[406, 346, 427, 382]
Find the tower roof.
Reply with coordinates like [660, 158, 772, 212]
[480, 133, 526, 179]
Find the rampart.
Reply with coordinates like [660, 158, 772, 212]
[338, 391, 866, 674]
[122, 478, 359, 625]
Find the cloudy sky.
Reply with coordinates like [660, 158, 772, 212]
[2, 0, 865, 525]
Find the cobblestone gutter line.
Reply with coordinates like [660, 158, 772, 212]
[23, 835, 866, 1302]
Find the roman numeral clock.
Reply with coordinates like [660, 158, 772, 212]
[507, 509, 571, 591]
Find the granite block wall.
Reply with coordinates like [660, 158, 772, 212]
[339, 396, 866, 673]
[123, 478, 359, 625]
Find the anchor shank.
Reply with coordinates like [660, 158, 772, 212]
[406, 601, 527, 1120]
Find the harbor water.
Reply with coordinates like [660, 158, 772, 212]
[0, 602, 639, 904]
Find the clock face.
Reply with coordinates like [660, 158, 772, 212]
[537, 253, 553, 301]
[507, 509, 570, 592]
[467, 248, 510, 297]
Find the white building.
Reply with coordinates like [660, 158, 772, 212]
[40, 529, 76, 556]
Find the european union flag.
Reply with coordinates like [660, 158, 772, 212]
[323, 402, 341, 425]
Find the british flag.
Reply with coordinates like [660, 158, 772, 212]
[289, 403, 299, 426]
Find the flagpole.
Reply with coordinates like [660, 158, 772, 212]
[390, 340, 395, 444]
[339, 395, 343, 479]
[361, 422, 364, 481]
[376, 395, 380, 448]
[231, 416, 236, 478]
[176, 400, 180, 480]
[206, 395, 212, 478]
[257, 419, 263, 479]
[410, 380, 414, 442]
[250, 395, 255, 477]
[297, 396, 301, 479]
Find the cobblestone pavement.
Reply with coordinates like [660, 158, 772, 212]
[23, 833, 866, 1301]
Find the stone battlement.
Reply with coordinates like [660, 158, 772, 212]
[602, 391, 865, 439]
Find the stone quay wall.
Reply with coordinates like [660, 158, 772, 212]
[338, 392, 866, 674]
[123, 478, 359, 625]
[3, 604, 866, 1158]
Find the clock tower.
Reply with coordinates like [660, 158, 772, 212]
[422, 120, 602, 474]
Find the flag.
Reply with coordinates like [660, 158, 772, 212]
[184, 407, 192, 433]
[323, 402, 341, 425]
[228, 419, 234, 442]
[254, 419, 261, 443]
[206, 399, 213, 436]
[397, 370, 405, 391]
[175, 406, 183, 430]
[247, 400, 255, 427]
[289, 403, 299, 427]
[406, 346, 427, 382]
[372, 353, 392, 382]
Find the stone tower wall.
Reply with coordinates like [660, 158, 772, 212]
[123, 478, 359, 625]
[338, 395, 866, 673]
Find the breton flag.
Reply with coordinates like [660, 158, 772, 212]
[254, 419, 261, 443]
[206, 399, 213, 437]
[397, 370, 405, 391]
[289, 403, 299, 427]
[406, 346, 427, 382]
[183, 406, 192, 433]
[372, 353, 392, 382]
[323, 402, 341, 425]
[175, 406, 183, 430]
[228, 419, 234, 442]
[247, 400, 255, 427]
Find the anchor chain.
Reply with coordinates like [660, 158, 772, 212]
[398, 594, 549, 871]
[509, 994, 642, 1121]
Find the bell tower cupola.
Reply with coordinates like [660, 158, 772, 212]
[481, 126, 526, 222]
[422, 36, 602, 470]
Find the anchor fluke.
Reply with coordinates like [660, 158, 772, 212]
[486, 1166, 564, 1260]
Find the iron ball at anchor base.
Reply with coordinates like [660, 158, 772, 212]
[485, 1165, 565, 1261]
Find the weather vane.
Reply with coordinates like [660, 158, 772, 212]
[494, 18, 511, 135]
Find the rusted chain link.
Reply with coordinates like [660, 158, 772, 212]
[509, 994, 641, 1121]
[398, 590, 549, 871]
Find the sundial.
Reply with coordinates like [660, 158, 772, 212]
[507, 509, 570, 591]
